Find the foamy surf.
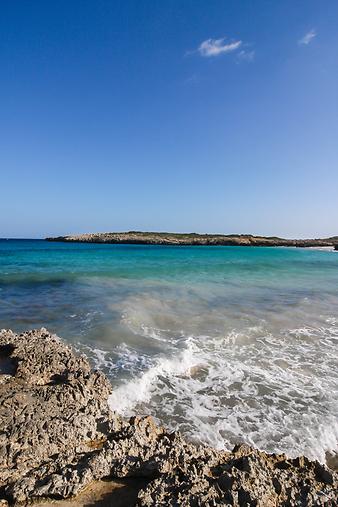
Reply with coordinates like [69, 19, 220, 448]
[108, 340, 197, 414]
[106, 317, 338, 464]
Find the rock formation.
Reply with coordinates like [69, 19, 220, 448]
[46, 231, 338, 248]
[0, 328, 337, 506]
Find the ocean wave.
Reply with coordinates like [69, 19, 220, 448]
[108, 339, 197, 414]
[106, 319, 338, 463]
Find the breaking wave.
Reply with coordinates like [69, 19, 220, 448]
[106, 312, 338, 464]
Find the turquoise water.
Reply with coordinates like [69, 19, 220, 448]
[1, 239, 338, 462]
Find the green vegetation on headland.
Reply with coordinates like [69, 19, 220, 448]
[46, 231, 338, 247]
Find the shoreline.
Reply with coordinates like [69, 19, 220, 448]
[45, 231, 338, 248]
[1, 328, 337, 506]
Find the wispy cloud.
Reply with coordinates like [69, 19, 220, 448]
[237, 49, 255, 62]
[298, 29, 317, 45]
[197, 37, 242, 57]
[183, 73, 200, 86]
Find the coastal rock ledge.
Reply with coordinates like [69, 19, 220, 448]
[0, 329, 337, 506]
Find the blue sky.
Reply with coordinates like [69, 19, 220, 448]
[1, 0, 338, 238]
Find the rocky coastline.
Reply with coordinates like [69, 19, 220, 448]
[0, 328, 337, 506]
[46, 231, 338, 248]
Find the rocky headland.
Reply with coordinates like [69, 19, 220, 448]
[0, 328, 337, 506]
[46, 231, 338, 248]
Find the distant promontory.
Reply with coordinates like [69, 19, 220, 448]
[46, 231, 338, 248]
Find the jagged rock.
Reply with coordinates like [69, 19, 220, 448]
[136, 444, 338, 506]
[0, 329, 337, 506]
[0, 328, 114, 502]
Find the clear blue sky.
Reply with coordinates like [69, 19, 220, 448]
[1, 0, 337, 238]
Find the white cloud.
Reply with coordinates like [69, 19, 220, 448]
[198, 37, 242, 57]
[298, 29, 317, 45]
[237, 49, 255, 62]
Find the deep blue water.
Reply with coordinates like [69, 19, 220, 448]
[1, 239, 337, 462]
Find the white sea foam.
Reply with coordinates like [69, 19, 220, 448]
[106, 313, 338, 463]
[307, 246, 335, 251]
[108, 340, 197, 414]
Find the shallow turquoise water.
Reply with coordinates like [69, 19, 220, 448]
[1, 239, 337, 461]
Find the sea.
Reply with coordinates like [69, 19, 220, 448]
[0, 239, 337, 463]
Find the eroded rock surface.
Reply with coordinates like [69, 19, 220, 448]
[0, 328, 337, 506]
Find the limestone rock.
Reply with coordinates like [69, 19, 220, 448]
[0, 328, 337, 506]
